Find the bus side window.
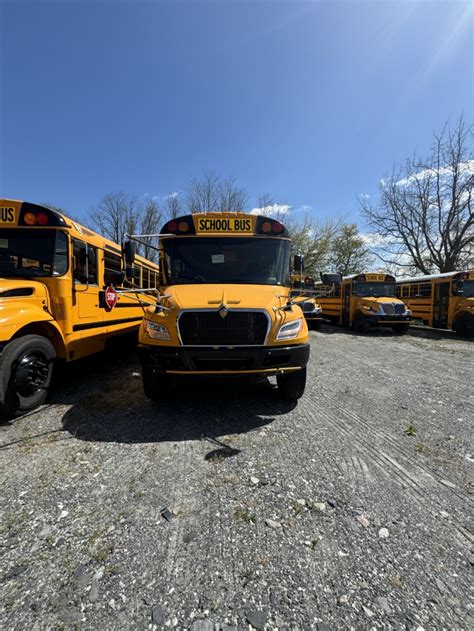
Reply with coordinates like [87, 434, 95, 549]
[53, 231, 68, 276]
[396, 286, 400, 298]
[104, 250, 123, 287]
[73, 240, 98, 285]
[420, 283, 431, 297]
[135, 265, 143, 288]
[142, 268, 149, 289]
[402, 286, 409, 298]
[410, 284, 419, 298]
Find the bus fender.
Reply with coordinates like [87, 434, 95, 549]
[10, 319, 67, 359]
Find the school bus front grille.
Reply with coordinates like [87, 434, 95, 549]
[178, 310, 269, 346]
[382, 303, 405, 315]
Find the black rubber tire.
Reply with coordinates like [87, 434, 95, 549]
[142, 367, 173, 401]
[392, 323, 410, 335]
[0, 335, 55, 416]
[454, 313, 474, 338]
[308, 319, 322, 331]
[352, 313, 369, 334]
[276, 368, 307, 400]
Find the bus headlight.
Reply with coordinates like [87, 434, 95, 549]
[276, 318, 303, 340]
[405, 308, 412, 316]
[145, 320, 170, 340]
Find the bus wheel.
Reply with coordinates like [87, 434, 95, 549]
[392, 323, 410, 335]
[352, 313, 368, 334]
[142, 367, 173, 400]
[0, 335, 55, 416]
[309, 320, 322, 331]
[276, 368, 306, 400]
[454, 314, 474, 338]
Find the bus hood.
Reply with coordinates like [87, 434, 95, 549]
[164, 284, 287, 311]
[0, 278, 49, 299]
[359, 296, 407, 312]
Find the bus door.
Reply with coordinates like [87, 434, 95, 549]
[433, 282, 450, 329]
[341, 283, 351, 325]
[71, 239, 102, 325]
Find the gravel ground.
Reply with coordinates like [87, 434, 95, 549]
[1, 327, 473, 630]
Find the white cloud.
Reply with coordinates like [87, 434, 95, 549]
[396, 159, 474, 187]
[250, 203, 292, 216]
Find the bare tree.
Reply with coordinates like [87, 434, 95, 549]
[90, 192, 140, 245]
[139, 199, 163, 262]
[326, 223, 373, 275]
[165, 193, 182, 219]
[362, 117, 474, 274]
[186, 171, 248, 213]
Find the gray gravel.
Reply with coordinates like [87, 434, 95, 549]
[1, 327, 473, 629]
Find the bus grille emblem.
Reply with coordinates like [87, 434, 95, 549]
[219, 306, 229, 319]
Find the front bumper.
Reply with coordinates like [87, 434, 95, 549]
[138, 343, 310, 375]
[366, 314, 411, 326]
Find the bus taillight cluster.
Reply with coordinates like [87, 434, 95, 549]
[23, 211, 50, 226]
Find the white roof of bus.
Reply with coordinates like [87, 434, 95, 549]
[396, 271, 467, 283]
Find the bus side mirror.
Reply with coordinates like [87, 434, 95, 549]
[117, 271, 125, 286]
[293, 254, 304, 272]
[320, 272, 341, 285]
[123, 240, 136, 265]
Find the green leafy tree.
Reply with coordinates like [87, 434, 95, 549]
[327, 223, 373, 275]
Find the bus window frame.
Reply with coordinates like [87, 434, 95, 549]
[72, 238, 98, 286]
[52, 230, 69, 277]
[103, 248, 124, 288]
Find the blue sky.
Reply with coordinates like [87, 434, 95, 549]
[1, 0, 472, 227]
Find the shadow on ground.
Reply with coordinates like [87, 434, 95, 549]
[60, 367, 295, 444]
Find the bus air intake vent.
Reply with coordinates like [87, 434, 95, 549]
[179, 310, 268, 346]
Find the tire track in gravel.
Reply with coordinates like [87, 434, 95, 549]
[321, 390, 472, 505]
[313, 396, 473, 546]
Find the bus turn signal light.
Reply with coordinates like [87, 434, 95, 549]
[24, 212, 37, 225]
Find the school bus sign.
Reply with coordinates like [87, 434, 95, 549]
[195, 215, 256, 234]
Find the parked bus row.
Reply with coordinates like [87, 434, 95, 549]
[1, 198, 471, 417]
[2, 199, 340, 414]
[294, 270, 473, 337]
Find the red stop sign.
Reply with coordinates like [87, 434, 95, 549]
[104, 285, 118, 310]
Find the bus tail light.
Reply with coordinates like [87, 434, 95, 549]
[36, 212, 50, 225]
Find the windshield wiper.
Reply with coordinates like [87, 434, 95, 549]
[174, 273, 205, 283]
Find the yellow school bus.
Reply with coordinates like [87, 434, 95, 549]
[130, 212, 310, 400]
[317, 272, 411, 334]
[290, 274, 323, 330]
[396, 270, 474, 337]
[0, 199, 159, 415]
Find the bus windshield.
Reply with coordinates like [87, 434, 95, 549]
[0, 229, 68, 278]
[460, 280, 474, 297]
[162, 236, 291, 286]
[354, 282, 396, 297]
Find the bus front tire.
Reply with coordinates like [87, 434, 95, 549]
[392, 323, 410, 335]
[352, 313, 369, 334]
[142, 367, 173, 401]
[0, 335, 55, 416]
[276, 368, 307, 400]
[454, 314, 474, 338]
